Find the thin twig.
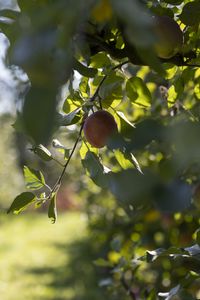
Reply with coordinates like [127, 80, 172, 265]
[50, 123, 84, 195]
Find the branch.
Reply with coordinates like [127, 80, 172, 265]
[85, 32, 198, 68]
[50, 123, 84, 194]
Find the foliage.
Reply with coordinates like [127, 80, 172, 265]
[0, 0, 200, 298]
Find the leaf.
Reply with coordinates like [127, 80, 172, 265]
[79, 76, 90, 98]
[82, 151, 110, 188]
[114, 149, 133, 169]
[128, 153, 143, 174]
[48, 192, 57, 224]
[32, 144, 53, 161]
[74, 59, 97, 78]
[114, 150, 142, 173]
[22, 86, 58, 144]
[180, 1, 200, 26]
[108, 168, 157, 207]
[7, 192, 36, 214]
[23, 166, 46, 190]
[57, 109, 82, 126]
[52, 139, 70, 159]
[116, 111, 135, 128]
[158, 284, 180, 300]
[154, 180, 192, 212]
[185, 244, 200, 259]
[99, 72, 124, 107]
[126, 77, 152, 107]
[62, 94, 83, 114]
[90, 52, 111, 68]
[0, 9, 19, 20]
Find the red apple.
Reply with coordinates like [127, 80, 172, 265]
[83, 110, 118, 148]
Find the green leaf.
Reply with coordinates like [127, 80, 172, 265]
[57, 109, 82, 126]
[114, 149, 133, 169]
[22, 86, 58, 144]
[74, 59, 97, 78]
[23, 166, 46, 190]
[62, 93, 83, 114]
[48, 192, 57, 224]
[7, 192, 36, 214]
[99, 72, 123, 107]
[52, 139, 70, 159]
[32, 144, 53, 161]
[82, 151, 110, 188]
[79, 76, 90, 98]
[180, 1, 200, 26]
[126, 77, 152, 107]
[0, 9, 19, 20]
[90, 52, 111, 68]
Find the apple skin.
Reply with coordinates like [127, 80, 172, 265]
[153, 15, 183, 59]
[83, 110, 118, 148]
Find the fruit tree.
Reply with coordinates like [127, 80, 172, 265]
[1, 0, 200, 298]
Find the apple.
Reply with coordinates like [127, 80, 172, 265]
[83, 110, 118, 148]
[153, 15, 183, 59]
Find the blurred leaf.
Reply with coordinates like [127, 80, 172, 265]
[126, 77, 152, 107]
[108, 168, 157, 207]
[23, 166, 46, 190]
[180, 1, 200, 26]
[154, 180, 192, 212]
[94, 258, 113, 267]
[127, 119, 164, 151]
[48, 192, 57, 224]
[7, 192, 36, 214]
[22, 86, 58, 144]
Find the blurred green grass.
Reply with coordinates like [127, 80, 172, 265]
[0, 212, 105, 300]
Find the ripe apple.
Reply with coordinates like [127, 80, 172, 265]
[83, 110, 118, 148]
[153, 15, 183, 59]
